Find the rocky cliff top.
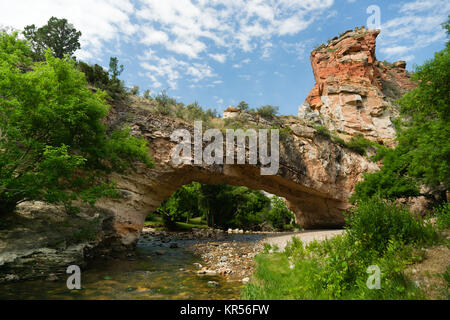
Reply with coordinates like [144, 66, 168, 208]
[299, 27, 416, 146]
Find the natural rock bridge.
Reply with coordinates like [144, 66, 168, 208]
[99, 104, 378, 246]
[96, 28, 418, 247]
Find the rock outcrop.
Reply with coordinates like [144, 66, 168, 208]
[299, 27, 415, 146]
[0, 202, 118, 283]
[223, 106, 241, 119]
[96, 100, 379, 246]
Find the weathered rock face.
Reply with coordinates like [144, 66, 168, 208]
[0, 202, 117, 283]
[98, 103, 379, 246]
[299, 27, 415, 146]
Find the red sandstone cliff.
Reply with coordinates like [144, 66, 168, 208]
[299, 27, 416, 145]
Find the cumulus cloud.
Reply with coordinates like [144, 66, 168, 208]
[0, 0, 137, 60]
[1, 0, 334, 89]
[378, 0, 449, 61]
[209, 53, 227, 63]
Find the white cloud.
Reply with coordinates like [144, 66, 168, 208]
[262, 42, 274, 59]
[380, 45, 410, 56]
[378, 0, 449, 61]
[135, 0, 333, 56]
[2, 0, 335, 89]
[281, 39, 315, 60]
[209, 53, 227, 63]
[140, 27, 169, 45]
[0, 0, 137, 59]
[233, 58, 252, 68]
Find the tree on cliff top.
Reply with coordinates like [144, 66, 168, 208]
[0, 32, 153, 214]
[23, 17, 81, 60]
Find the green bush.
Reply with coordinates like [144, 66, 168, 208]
[434, 202, 450, 230]
[256, 105, 279, 119]
[129, 85, 140, 96]
[313, 124, 332, 138]
[344, 134, 374, 155]
[76, 59, 128, 100]
[154, 90, 176, 115]
[243, 234, 424, 300]
[346, 198, 437, 253]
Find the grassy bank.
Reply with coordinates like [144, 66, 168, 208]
[243, 199, 449, 300]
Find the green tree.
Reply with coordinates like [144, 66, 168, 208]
[0, 33, 153, 214]
[130, 85, 140, 96]
[108, 57, 124, 81]
[23, 17, 81, 60]
[266, 196, 295, 230]
[256, 105, 279, 118]
[143, 89, 152, 100]
[237, 101, 249, 111]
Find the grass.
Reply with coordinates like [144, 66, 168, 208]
[243, 199, 445, 300]
[243, 236, 428, 300]
[144, 214, 209, 231]
[312, 124, 377, 156]
[173, 221, 209, 231]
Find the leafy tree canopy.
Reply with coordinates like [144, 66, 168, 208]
[0, 32, 153, 214]
[23, 16, 81, 60]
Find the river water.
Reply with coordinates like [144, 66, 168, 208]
[0, 237, 245, 300]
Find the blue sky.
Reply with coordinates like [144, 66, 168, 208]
[1, 0, 448, 115]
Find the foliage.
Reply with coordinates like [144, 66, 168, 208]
[23, 17, 81, 60]
[143, 89, 152, 100]
[129, 85, 140, 96]
[154, 89, 177, 115]
[394, 46, 450, 188]
[434, 202, 450, 230]
[237, 101, 249, 111]
[158, 182, 295, 231]
[77, 58, 128, 100]
[345, 198, 437, 253]
[256, 105, 279, 119]
[0, 33, 152, 214]
[352, 37, 450, 201]
[266, 196, 295, 230]
[159, 182, 203, 226]
[243, 198, 439, 300]
[313, 124, 332, 138]
[344, 134, 374, 155]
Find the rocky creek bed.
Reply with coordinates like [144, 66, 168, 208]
[140, 227, 271, 282]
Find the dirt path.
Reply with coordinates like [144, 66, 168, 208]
[263, 229, 344, 250]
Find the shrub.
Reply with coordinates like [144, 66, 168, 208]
[143, 89, 152, 100]
[344, 134, 374, 155]
[434, 202, 450, 230]
[313, 124, 331, 138]
[154, 90, 176, 116]
[130, 85, 140, 96]
[256, 105, 279, 119]
[345, 198, 437, 253]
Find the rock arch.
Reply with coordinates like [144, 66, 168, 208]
[100, 107, 378, 246]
